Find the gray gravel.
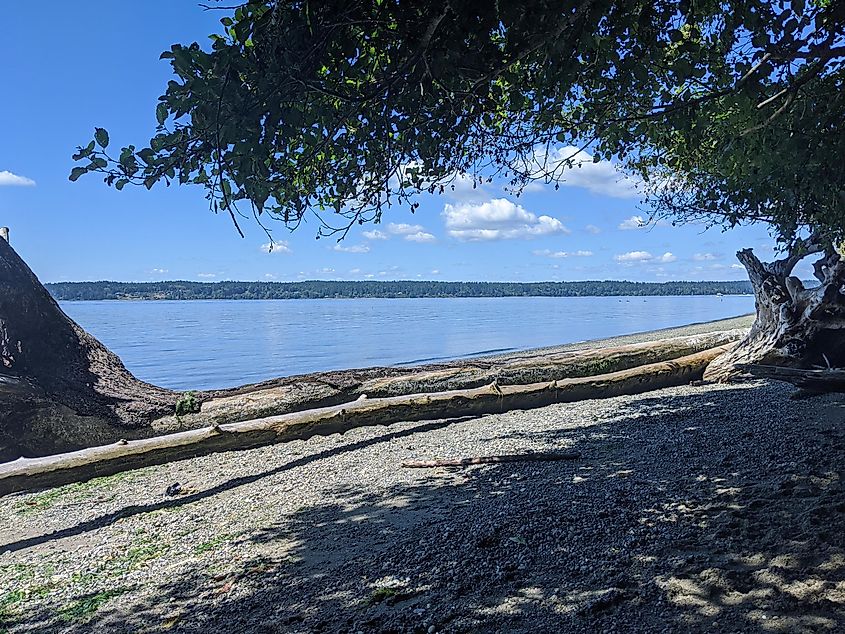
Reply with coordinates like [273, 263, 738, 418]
[3, 315, 845, 634]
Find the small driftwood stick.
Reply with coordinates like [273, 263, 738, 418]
[401, 450, 581, 468]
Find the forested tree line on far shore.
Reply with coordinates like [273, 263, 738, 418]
[46, 279, 756, 301]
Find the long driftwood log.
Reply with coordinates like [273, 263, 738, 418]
[170, 328, 746, 432]
[0, 343, 732, 496]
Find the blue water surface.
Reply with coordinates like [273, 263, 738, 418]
[60, 296, 754, 390]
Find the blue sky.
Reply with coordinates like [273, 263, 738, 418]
[1, 2, 790, 284]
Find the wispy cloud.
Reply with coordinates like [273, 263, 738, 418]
[260, 240, 292, 254]
[0, 170, 35, 186]
[362, 223, 437, 243]
[196, 272, 216, 278]
[534, 249, 593, 258]
[520, 146, 640, 198]
[405, 231, 437, 243]
[585, 224, 602, 234]
[615, 250, 653, 263]
[386, 223, 424, 235]
[692, 252, 720, 261]
[333, 243, 370, 253]
[614, 251, 676, 264]
[443, 198, 569, 241]
[618, 215, 646, 230]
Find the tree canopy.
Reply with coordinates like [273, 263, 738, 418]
[72, 0, 844, 247]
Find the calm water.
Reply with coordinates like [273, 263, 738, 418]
[61, 296, 754, 391]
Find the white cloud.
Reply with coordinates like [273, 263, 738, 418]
[387, 223, 424, 235]
[151, 268, 168, 274]
[523, 146, 640, 198]
[405, 231, 437, 243]
[362, 229, 389, 240]
[349, 268, 361, 274]
[615, 250, 654, 263]
[261, 240, 292, 254]
[534, 249, 593, 258]
[442, 198, 569, 241]
[0, 170, 35, 186]
[318, 267, 335, 273]
[614, 250, 676, 264]
[197, 273, 216, 278]
[264, 273, 277, 279]
[731, 263, 745, 270]
[585, 224, 602, 234]
[618, 215, 646, 230]
[333, 243, 370, 253]
[362, 223, 436, 243]
[693, 252, 719, 261]
[431, 269, 440, 275]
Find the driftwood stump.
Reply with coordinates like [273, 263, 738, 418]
[705, 237, 845, 382]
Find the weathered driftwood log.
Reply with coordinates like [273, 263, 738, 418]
[704, 237, 845, 382]
[738, 364, 845, 393]
[170, 329, 746, 431]
[0, 344, 732, 496]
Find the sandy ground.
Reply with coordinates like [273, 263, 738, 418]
[3, 314, 845, 634]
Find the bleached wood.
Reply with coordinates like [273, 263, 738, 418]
[0, 344, 732, 496]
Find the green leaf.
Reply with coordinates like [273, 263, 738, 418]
[156, 103, 168, 125]
[94, 128, 110, 149]
[115, 179, 129, 190]
[68, 167, 87, 182]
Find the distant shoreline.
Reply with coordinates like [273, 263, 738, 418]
[46, 279, 756, 301]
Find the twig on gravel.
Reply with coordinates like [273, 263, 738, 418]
[401, 450, 581, 468]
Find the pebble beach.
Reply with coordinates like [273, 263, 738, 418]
[2, 314, 845, 633]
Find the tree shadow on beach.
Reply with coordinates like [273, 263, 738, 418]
[9, 385, 845, 633]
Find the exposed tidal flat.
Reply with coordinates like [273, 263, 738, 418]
[60, 295, 756, 390]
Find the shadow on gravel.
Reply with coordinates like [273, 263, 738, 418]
[0, 418, 473, 555]
[13, 386, 845, 633]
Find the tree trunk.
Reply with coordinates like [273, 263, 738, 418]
[0, 239, 176, 459]
[704, 239, 845, 382]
